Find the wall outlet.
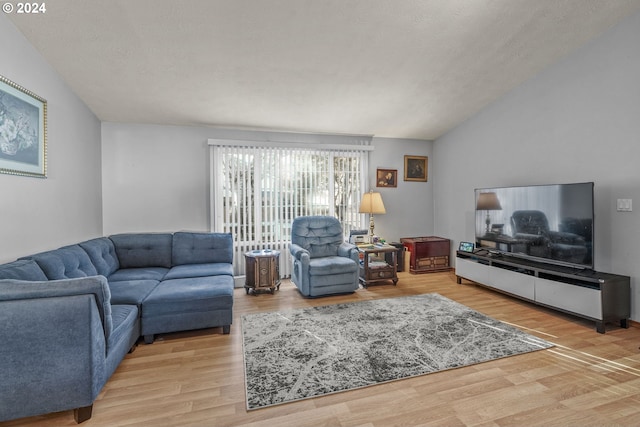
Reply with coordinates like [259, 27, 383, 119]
[617, 199, 632, 212]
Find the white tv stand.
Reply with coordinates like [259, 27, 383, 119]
[455, 250, 630, 333]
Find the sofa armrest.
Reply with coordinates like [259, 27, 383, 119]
[0, 292, 107, 422]
[0, 276, 113, 341]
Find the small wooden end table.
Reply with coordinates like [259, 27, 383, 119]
[357, 245, 399, 287]
[244, 249, 281, 295]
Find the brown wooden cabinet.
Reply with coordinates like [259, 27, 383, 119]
[400, 236, 450, 274]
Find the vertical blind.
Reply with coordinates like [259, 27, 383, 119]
[209, 139, 372, 277]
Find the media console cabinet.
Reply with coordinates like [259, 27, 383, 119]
[455, 250, 630, 333]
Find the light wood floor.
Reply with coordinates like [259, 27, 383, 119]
[4, 271, 640, 427]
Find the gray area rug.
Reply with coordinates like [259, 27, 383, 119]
[242, 293, 554, 410]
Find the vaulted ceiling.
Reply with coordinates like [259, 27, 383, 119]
[7, 0, 640, 139]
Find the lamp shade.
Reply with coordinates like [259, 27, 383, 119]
[476, 192, 502, 211]
[359, 191, 386, 214]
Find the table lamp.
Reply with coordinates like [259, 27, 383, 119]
[359, 190, 386, 239]
[476, 192, 502, 234]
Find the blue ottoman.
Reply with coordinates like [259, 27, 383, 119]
[140, 275, 234, 343]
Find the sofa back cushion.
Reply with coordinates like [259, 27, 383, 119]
[110, 233, 173, 269]
[172, 232, 233, 265]
[291, 216, 343, 258]
[79, 237, 120, 277]
[25, 245, 98, 280]
[0, 259, 48, 281]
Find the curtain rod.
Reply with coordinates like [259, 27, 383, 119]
[207, 138, 375, 151]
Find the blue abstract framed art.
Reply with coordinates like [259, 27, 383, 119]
[0, 75, 47, 178]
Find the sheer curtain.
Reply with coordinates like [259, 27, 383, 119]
[209, 138, 372, 277]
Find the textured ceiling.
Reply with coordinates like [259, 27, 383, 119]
[7, 0, 640, 139]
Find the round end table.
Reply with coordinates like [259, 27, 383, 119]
[244, 249, 281, 295]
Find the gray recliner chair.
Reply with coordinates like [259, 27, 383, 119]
[289, 216, 359, 297]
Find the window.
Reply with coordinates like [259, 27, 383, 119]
[209, 139, 371, 276]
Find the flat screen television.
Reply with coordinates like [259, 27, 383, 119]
[474, 182, 594, 269]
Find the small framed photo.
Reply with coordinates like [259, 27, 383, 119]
[404, 155, 427, 182]
[0, 75, 47, 178]
[376, 168, 397, 188]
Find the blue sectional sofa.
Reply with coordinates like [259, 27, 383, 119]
[0, 232, 234, 423]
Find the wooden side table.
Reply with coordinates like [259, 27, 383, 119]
[244, 249, 281, 295]
[357, 245, 399, 287]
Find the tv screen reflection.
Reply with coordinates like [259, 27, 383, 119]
[475, 183, 594, 269]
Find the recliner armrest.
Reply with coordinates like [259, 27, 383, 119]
[289, 243, 310, 262]
[338, 242, 359, 262]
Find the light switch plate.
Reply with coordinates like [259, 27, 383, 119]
[617, 199, 632, 212]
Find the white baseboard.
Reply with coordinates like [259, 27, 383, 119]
[234, 275, 245, 288]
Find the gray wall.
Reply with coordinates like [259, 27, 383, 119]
[101, 123, 432, 240]
[433, 11, 640, 321]
[369, 137, 432, 242]
[101, 123, 212, 235]
[0, 15, 102, 263]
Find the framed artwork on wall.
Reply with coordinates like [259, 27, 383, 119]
[0, 75, 47, 178]
[376, 168, 397, 187]
[404, 155, 427, 182]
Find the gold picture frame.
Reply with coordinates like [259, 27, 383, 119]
[376, 168, 397, 188]
[0, 75, 47, 178]
[404, 155, 427, 182]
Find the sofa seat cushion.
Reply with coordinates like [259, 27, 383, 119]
[0, 259, 48, 281]
[108, 267, 169, 282]
[108, 305, 139, 353]
[142, 276, 234, 318]
[308, 256, 358, 276]
[24, 245, 98, 280]
[164, 263, 233, 280]
[108, 280, 160, 305]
